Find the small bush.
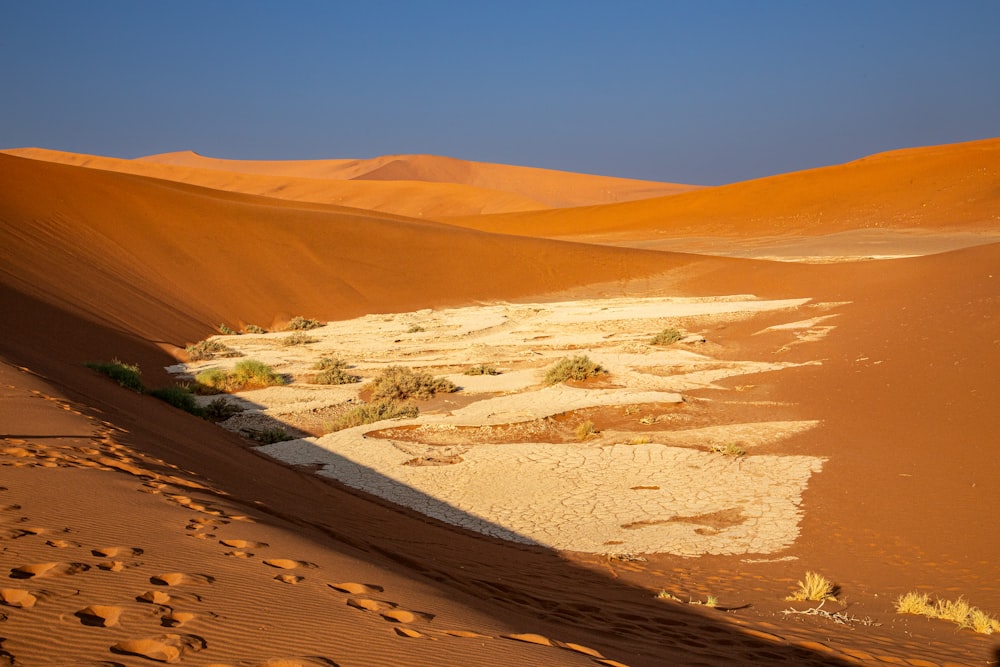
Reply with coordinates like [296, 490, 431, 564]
[575, 420, 597, 440]
[786, 572, 838, 602]
[219, 324, 238, 335]
[244, 324, 267, 334]
[332, 399, 418, 431]
[280, 332, 317, 346]
[285, 316, 322, 331]
[203, 397, 245, 421]
[544, 355, 606, 385]
[651, 328, 683, 346]
[248, 427, 293, 444]
[84, 360, 144, 393]
[711, 443, 746, 458]
[311, 358, 360, 385]
[186, 339, 242, 361]
[405, 325, 425, 333]
[463, 364, 500, 376]
[368, 366, 457, 402]
[193, 360, 286, 394]
[628, 436, 652, 445]
[150, 385, 202, 416]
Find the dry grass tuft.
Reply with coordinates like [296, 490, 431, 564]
[368, 366, 457, 402]
[186, 339, 242, 361]
[711, 442, 746, 458]
[193, 360, 286, 394]
[285, 316, 322, 331]
[651, 328, 683, 346]
[244, 324, 267, 334]
[311, 357, 360, 385]
[786, 572, 839, 602]
[896, 592, 1000, 634]
[279, 332, 317, 346]
[575, 420, 597, 440]
[544, 355, 606, 385]
[84, 359, 144, 393]
[463, 364, 500, 376]
[332, 399, 418, 431]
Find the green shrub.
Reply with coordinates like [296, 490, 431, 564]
[285, 316, 322, 331]
[544, 355, 606, 385]
[150, 386, 203, 417]
[186, 339, 242, 361]
[331, 399, 418, 431]
[219, 324, 238, 335]
[368, 366, 457, 402]
[193, 360, 286, 394]
[651, 328, 683, 346]
[311, 357, 360, 385]
[84, 360, 144, 393]
[248, 427, 293, 444]
[244, 324, 267, 334]
[463, 364, 500, 376]
[280, 332, 317, 346]
[203, 397, 245, 421]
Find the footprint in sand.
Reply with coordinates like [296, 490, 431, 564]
[45, 538, 81, 548]
[262, 559, 317, 570]
[380, 609, 435, 624]
[223, 550, 254, 559]
[274, 574, 305, 585]
[9, 561, 90, 579]
[75, 604, 123, 627]
[96, 561, 126, 572]
[0, 588, 37, 609]
[251, 658, 339, 666]
[111, 633, 207, 663]
[219, 538, 268, 549]
[327, 582, 384, 595]
[150, 572, 215, 586]
[161, 611, 197, 627]
[137, 590, 172, 605]
[92, 546, 144, 558]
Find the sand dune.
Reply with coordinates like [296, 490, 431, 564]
[1, 140, 999, 666]
[137, 149, 701, 207]
[441, 138, 1000, 242]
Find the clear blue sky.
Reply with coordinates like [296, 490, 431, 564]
[2, 1, 998, 184]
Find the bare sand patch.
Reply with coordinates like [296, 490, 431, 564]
[172, 294, 835, 557]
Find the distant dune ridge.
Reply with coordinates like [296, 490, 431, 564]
[1, 138, 999, 666]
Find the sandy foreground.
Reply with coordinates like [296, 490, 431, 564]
[177, 295, 832, 557]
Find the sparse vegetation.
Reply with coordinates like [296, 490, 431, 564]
[247, 427, 294, 444]
[84, 360, 144, 393]
[332, 399, 418, 431]
[405, 325, 425, 333]
[244, 324, 267, 334]
[711, 442, 747, 458]
[895, 592, 1000, 634]
[280, 332, 317, 346]
[786, 572, 839, 602]
[311, 357, 360, 385]
[193, 360, 286, 394]
[149, 385, 202, 416]
[544, 355, 607, 385]
[627, 436, 652, 445]
[285, 316, 322, 331]
[219, 324, 237, 335]
[575, 420, 597, 440]
[368, 366, 457, 402]
[463, 364, 500, 376]
[186, 339, 242, 361]
[203, 396, 245, 421]
[651, 327, 683, 346]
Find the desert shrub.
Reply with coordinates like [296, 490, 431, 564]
[651, 328, 683, 346]
[219, 324, 237, 335]
[368, 366, 457, 402]
[285, 316, 322, 331]
[786, 572, 838, 602]
[575, 420, 597, 440]
[405, 325, 425, 333]
[895, 592, 1000, 634]
[150, 386, 203, 416]
[248, 427, 293, 444]
[463, 364, 500, 376]
[311, 357, 360, 385]
[332, 399, 418, 431]
[280, 332, 317, 346]
[711, 442, 746, 458]
[203, 397, 245, 421]
[84, 360, 144, 393]
[244, 324, 267, 334]
[193, 360, 286, 394]
[186, 339, 242, 361]
[544, 355, 606, 385]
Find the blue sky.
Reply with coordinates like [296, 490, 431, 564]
[2, 1, 998, 184]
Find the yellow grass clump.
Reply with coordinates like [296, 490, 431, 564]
[895, 592, 1000, 634]
[785, 572, 838, 602]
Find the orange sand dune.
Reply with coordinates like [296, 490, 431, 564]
[442, 137, 1000, 238]
[138, 149, 701, 207]
[3, 147, 552, 217]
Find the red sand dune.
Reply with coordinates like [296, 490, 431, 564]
[441, 138, 1000, 239]
[1, 141, 999, 666]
